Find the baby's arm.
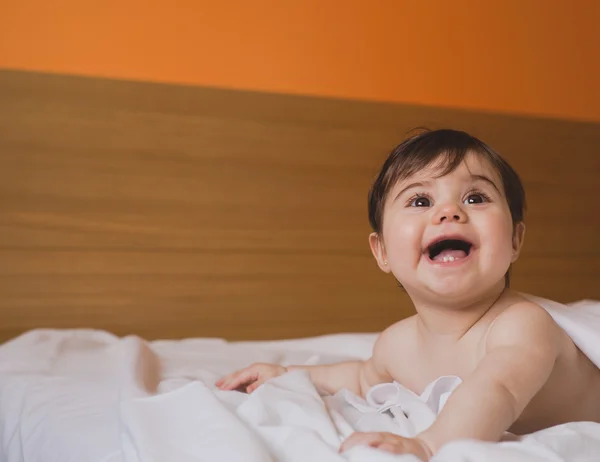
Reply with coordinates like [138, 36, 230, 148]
[418, 302, 560, 453]
[218, 325, 397, 396]
[291, 328, 395, 396]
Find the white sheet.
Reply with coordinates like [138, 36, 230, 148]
[1, 298, 600, 462]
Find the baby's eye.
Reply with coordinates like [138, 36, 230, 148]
[464, 193, 488, 204]
[409, 196, 431, 207]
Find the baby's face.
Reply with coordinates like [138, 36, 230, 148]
[373, 153, 522, 301]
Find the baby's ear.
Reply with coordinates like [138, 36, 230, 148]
[511, 222, 526, 262]
[369, 232, 391, 273]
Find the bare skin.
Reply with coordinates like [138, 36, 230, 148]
[217, 290, 600, 459]
[217, 155, 600, 460]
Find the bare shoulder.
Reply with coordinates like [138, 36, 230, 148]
[372, 315, 417, 359]
[486, 296, 562, 354]
[379, 315, 417, 343]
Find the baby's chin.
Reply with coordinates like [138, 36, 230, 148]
[413, 274, 490, 301]
[427, 282, 475, 300]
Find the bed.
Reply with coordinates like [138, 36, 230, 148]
[1, 69, 600, 461]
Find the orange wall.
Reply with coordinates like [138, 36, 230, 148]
[1, 0, 599, 123]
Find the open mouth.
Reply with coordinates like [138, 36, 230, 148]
[426, 238, 473, 263]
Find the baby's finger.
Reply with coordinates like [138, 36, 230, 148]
[340, 432, 384, 453]
[246, 381, 262, 393]
[216, 372, 238, 388]
[246, 374, 273, 393]
[377, 442, 402, 454]
[217, 363, 266, 389]
[220, 368, 258, 390]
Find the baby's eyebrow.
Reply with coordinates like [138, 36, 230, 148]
[471, 174, 501, 193]
[394, 181, 431, 201]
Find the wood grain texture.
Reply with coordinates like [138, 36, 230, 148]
[1, 69, 599, 342]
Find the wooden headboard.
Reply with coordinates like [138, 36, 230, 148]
[1, 69, 599, 342]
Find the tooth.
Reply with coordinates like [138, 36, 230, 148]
[449, 256, 455, 262]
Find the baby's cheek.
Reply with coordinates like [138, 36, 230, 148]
[484, 237, 515, 272]
[481, 215, 514, 251]
[386, 241, 422, 272]
[384, 218, 422, 250]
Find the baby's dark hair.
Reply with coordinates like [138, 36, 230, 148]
[368, 128, 526, 286]
[368, 128, 526, 233]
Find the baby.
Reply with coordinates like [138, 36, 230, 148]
[217, 129, 600, 460]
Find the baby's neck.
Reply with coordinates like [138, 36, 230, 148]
[411, 284, 509, 341]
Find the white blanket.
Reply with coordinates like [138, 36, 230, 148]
[1, 297, 600, 462]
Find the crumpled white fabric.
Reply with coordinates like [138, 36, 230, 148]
[323, 295, 600, 443]
[1, 296, 600, 462]
[325, 376, 462, 439]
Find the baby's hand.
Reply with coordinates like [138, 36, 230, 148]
[340, 432, 433, 461]
[215, 363, 287, 393]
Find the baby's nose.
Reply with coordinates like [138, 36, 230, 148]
[433, 203, 467, 224]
